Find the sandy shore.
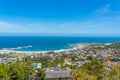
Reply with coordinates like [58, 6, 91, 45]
[75, 44, 88, 50]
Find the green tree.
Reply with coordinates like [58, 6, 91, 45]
[9, 62, 34, 80]
[72, 60, 104, 80]
[36, 69, 46, 80]
[108, 66, 120, 80]
[0, 63, 10, 80]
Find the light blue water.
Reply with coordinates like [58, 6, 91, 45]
[0, 36, 120, 51]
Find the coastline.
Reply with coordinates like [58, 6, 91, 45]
[0, 42, 112, 54]
[0, 45, 77, 54]
[13, 47, 77, 53]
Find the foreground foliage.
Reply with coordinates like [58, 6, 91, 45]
[72, 60, 120, 80]
[0, 61, 46, 80]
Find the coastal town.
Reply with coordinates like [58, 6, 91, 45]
[0, 42, 120, 80]
[1, 0, 120, 79]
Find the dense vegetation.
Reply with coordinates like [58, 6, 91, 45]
[0, 57, 120, 80]
[72, 59, 120, 80]
[0, 61, 46, 80]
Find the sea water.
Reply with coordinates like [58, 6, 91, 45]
[0, 36, 120, 52]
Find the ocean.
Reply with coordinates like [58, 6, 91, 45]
[0, 36, 120, 52]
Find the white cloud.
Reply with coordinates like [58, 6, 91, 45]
[0, 15, 120, 35]
[0, 21, 28, 33]
[93, 4, 111, 16]
[29, 23, 43, 27]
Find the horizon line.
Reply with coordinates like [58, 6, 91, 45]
[0, 33, 120, 37]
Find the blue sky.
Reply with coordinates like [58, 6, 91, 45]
[0, 0, 120, 36]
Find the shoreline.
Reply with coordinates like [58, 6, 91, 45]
[13, 47, 77, 53]
[0, 42, 112, 54]
[0, 46, 77, 54]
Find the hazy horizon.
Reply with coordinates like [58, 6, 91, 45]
[0, 33, 120, 37]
